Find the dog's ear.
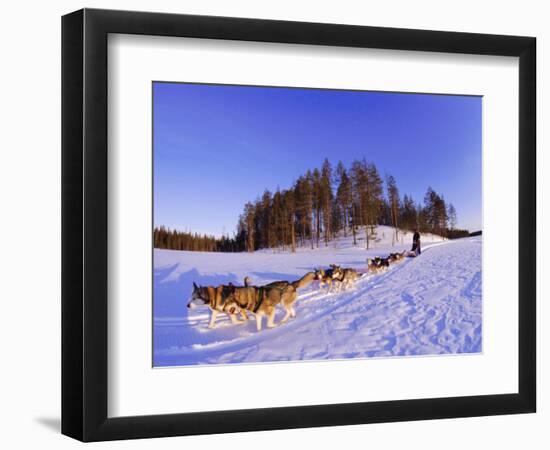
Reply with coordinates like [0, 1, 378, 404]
[193, 281, 198, 291]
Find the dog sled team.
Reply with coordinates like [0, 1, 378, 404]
[188, 272, 317, 331]
[188, 232, 419, 332]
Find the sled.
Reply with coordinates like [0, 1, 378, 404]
[407, 250, 420, 258]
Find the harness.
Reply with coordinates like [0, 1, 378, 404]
[200, 285, 235, 311]
[252, 285, 288, 313]
[324, 269, 336, 280]
[332, 271, 344, 282]
[220, 285, 235, 309]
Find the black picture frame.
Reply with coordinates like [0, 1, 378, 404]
[62, 8, 536, 442]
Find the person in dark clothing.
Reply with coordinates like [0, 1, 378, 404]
[411, 230, 421, 255]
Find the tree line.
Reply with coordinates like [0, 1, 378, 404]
[235, 158, 463, 252]
[153, 226, 241, 252]
[154, 158, 467, 252]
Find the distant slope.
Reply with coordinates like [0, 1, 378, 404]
[257, 225, 445, 254]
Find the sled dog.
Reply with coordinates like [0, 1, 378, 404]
[225, 283, 298, 331]
[332, 266, 360, 291]
[367, 257, 388, 274]
[388, 250, 406, 263]
[188, 282, 248, 329]
[243, 272, 317, 325]
[314, 266, 341, 292]
[375, 256, 391, 267]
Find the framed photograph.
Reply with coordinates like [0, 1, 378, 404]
[62, 8, 536, 442]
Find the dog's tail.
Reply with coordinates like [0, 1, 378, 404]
[291, 271, 314, 290]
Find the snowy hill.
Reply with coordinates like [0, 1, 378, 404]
[153, 226, 481, 366]
[256, 225, 445, 254]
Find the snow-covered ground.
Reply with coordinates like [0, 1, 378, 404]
[153, 226, 481, 366]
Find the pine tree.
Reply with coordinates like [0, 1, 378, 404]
[424, 187, 437, 232]
[244, 202, 255, 252]
[299, 171, 315, 249]
[272, 189, 283, 249]
[423, 187, 448, 236]
[294, 176, 307, 246]
[312, 168, 322, 247]
[386, 174, 400, 244]
[364, 162, 384, 249]
[417, 202, 427, 232]
[284, 189, 296, 252]
[437, 195, 448, 237]
[335, 161, 352, 238]
[447, 203, 457, 231]
[400, 194, 418, 232]
[350, 160, 367, 246]
[320, 158, 333, 246]
[260, 190, 272, 249]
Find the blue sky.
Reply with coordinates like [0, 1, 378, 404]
[153, 82, 482, 237]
